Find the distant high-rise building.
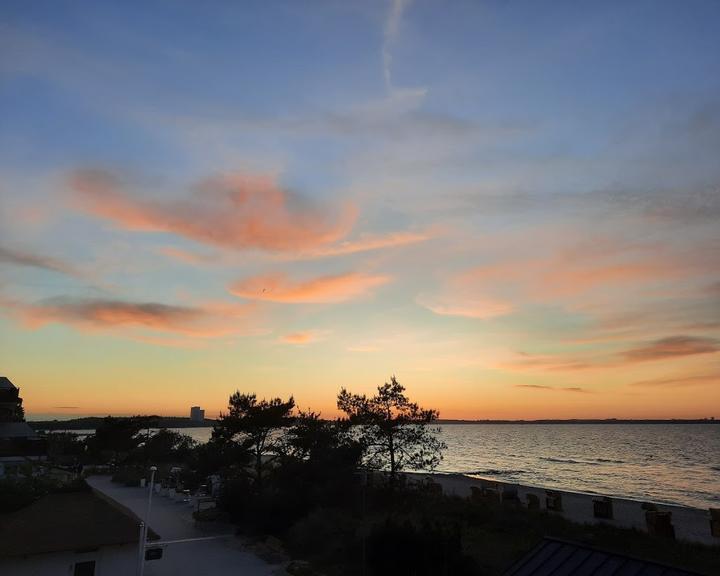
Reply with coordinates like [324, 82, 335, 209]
[190, 406, 205, 422]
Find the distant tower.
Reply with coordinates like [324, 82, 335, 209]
[190, 406, 205, 422]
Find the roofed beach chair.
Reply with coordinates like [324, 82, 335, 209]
[526, 493, 540, 510]
[645, 509, 675, 539]
[481, 479, 502, 499]
[592, 496, 613, 520]
[500, 485, 520, 506]
[709, 508, 720, 538]
[545, 490, 562, 511]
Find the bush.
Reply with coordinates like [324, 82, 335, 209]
[366, 517, 478, 576]
[286, 507, 360, 562]
[0, 476, 89, 513]
[111, 466, 143, 486]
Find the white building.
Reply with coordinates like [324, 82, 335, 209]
[0, 489, 160, 576]
[190, 406, 205, 422]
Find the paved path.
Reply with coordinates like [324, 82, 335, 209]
[87, 476, 278, 576]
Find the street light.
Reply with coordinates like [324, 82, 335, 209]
[138, 465, 157, 576]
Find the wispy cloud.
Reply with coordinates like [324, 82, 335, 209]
[229, 272, 390, 304]
[514, 384, 590, 393]
[69, 169, 356, 253]
[0, 245, 84, 279]
[2, 295, 255, 339]
[383, 0, 412, 90]
[621, 336, 719, 363]
[154, 246, 219, 265]
[630, 373, 718, 388]
[501, 334, 720, 376]
[416, 293, 513, 319]
[279, 330, 329, 345]
[292, 229, 435, 259]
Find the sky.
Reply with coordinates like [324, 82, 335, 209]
[1, 1, 718, 420]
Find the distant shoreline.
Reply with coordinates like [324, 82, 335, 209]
[437, 418, 719, 425]
[27, 416, 217, 431]
[26, 415, 717, 430]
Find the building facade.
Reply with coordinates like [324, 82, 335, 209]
[189, 406, 205, 422]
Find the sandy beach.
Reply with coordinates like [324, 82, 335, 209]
[415, 472, 718, 547]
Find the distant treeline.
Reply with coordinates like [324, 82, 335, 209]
[27, 416, 217, 431]
[27, 416, 716, 430]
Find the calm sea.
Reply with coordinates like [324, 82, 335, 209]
[64, 423, 720, 510]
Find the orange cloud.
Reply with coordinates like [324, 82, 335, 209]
[69, 169, 357, 252]
[501, 352, 598, 373]
[420, 235, 689, 320]
[279, 330, 328, 345]
[294, 229, 436, 258]
[2, 296, 254, 339]
[461, 258, 677, 299]
[229, 272, 390, 303]
[621, 336, 719, 363]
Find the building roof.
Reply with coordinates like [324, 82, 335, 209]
[0, 489, 159, 557]
[0, 422, 37, 438]
[504, 538, 703, 576]
[0, 377, 16, 391]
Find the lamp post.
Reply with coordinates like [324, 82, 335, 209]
[138, 465, 157, 576]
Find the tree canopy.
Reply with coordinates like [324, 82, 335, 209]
[337, 376, 445, 486]
[213, 392, 295, 489]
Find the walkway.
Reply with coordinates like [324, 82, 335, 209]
[87, 476, 278, 576]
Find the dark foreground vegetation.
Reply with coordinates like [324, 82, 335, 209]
[6, 377, 719, 575]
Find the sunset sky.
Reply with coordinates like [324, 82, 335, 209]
[1, 1, 718, 420]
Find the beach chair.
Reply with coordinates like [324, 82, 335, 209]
[646, 510, 675, 539]
[526, 493, 540, 510]
[710, 508, 720, 538]
[469, 485, 484, 503]
[424, 479, 443, 497]
[500, 485, 520, 506]
[545, 490, 562, 511]
[593, 496, 613, 520]
[481, 480, 502, 500]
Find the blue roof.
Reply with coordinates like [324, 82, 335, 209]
[504, 538, 704, 576]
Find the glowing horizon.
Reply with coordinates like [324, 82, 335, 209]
[1, 1, 718, 420]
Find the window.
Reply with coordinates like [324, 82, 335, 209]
[73, 560, 96, 576]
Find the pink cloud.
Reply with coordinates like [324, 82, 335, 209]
[69, 169, 357, 252]
[2, 295, 255, 339]
[229, 272, 390, 303]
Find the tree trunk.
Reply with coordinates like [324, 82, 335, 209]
[388, 432, 396, 489]
[255, 445, 263, 492]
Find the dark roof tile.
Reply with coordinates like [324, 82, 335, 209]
[0, 489, 158, 557]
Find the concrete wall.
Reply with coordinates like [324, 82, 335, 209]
[0, 543, 138, 576]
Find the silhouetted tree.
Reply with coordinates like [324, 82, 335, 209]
[337, 376, 445, 487]
[139, 429, 196, 463]
[213, 392, 295, 490]
[278, 410, 364, 505]
[46, 432, 85, 465]
[85, 416, 157, 463]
